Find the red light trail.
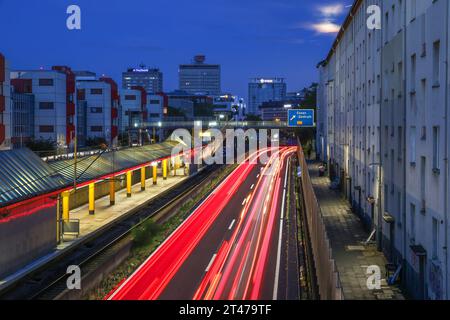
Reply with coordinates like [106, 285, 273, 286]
[107, 147, 297, 300]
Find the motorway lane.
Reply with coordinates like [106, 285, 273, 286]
[108, 149, 269, 300]
[158, 155, 266, 299]
[108, 147, 297, 300]
[193, 147, 297, 300]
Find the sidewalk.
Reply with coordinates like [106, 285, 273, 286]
[307, 160, 404, 300]
[0, 169, 187, 290]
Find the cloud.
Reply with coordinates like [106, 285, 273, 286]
[316, 4, 345, 18]
[298, 2, 347, 35]
[306, 21, 341, 34]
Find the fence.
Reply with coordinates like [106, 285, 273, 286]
[297, 140, 343, 300]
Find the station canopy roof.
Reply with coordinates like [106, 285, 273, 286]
[0, 141, 181, 208]
[0, 148, 67, 207]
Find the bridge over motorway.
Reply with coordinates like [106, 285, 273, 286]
[143, 120, 299, 130]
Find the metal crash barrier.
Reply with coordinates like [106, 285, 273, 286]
[297, 139, 343, 300]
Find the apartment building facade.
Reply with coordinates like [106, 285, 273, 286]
[317, 0, 450, 300]
[119, 87, 147, 145]
[10, 66, 76, 151]
[76, 77, 119, 147]
[10, 89, 35, 148]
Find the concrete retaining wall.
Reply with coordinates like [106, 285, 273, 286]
[0, 197, 57, 279]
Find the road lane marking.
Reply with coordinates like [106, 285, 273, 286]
[250, 184, 254, 190]
[205, 254, 217, 272]
[242, 198, 247, 206]
[228, 219, 236, 230]
[273, 157, 290, 300]
[256, 174, 260, 178]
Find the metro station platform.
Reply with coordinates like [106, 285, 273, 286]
[64, 168, 187, 239]
[0, 168, 187, 291]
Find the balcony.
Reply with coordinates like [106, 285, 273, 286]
[0, 124, 4, 144]
[66, 124, 76, 145]
[111, 107, 118, 119]
[0, 96, 4, 113]
[66, 102, 75, 116]
[111, 125, 118, 139]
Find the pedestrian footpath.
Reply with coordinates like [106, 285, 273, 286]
[307, 160, 404, 300]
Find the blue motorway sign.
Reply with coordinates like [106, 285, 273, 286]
[287, 109, 315, 127]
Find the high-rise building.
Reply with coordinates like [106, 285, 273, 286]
[11, 66, 76, 150]
[248, 78, 286, 116]
[179, 55, 221, 95]
[122, 66, 163, 94]
[0, 53, 11, 150]
[316, 0, 450, 300]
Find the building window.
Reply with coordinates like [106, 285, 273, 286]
[125, 95, 137, 100]
[420, 157, 426, 212]
[409, 126, 416, 165]
[39, 102, 54, 110]
[384, 184, 389, 211]
[433, 41, 441, 86]
[433, 126, 440, 172]
[410, 203, 416, 243]
[410, 0, 416, 21]
[432, 217, 439, 260]
[90, 88, 103, 95]
[410, 54, 416, 91]
[384, 12, 389, 42]
[38, 78, 54, 86]
[90, 107, 103, 114]
[90, 126, 103, 132]
[39, 125, 54, 133]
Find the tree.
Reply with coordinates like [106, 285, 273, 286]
[245, 114, 262, 121]
[25, 138, 57, 157]
[85, 137, 107, 148]
[194, 103, 214, 117]
[167, 106, 186, 118]
[295, 82, 318, 147]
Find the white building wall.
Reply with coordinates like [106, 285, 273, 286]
[120, 88, 142, 133]
[403, 0, 448, 300]
[77, 81, 112, 141]
[317, 0, 450, 299]
[11, 70, 68, 148]
[147, 95, 164, 122]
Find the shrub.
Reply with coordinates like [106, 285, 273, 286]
[131, 219, 161, 248]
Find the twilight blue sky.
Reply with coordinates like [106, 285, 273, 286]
[0, 0, 350, 99]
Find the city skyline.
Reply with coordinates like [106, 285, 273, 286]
[0, 0, 349, 99]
